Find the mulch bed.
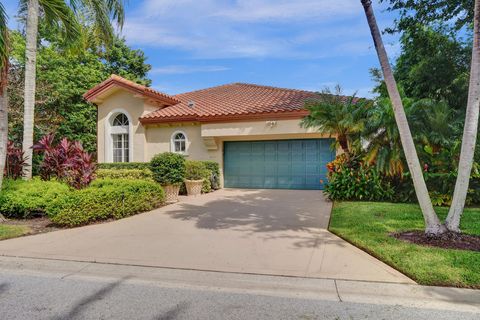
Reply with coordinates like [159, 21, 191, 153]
[393, 231, 480, 252]
[3, 217, 60, 235]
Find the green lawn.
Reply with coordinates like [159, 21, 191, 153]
[0, 224, 30, 240]
[329, 202, 480, 288]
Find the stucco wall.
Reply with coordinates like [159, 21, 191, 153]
[145, 124, 213, 161]
[97, 89, 157, 162]
[141, 119, 334, 187]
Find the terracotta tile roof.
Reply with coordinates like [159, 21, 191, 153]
[84, 74, 180, 105]
[140, 83, 321, 123]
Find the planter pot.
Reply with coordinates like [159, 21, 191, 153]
[184, 179, 204, 196]
[163, 184, 181, 204]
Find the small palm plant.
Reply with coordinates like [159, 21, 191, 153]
[301, 85, 370, 160]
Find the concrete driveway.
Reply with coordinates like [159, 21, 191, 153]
[0, 189, 412, 283]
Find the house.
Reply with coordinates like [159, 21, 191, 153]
[84, 75, 337, 190]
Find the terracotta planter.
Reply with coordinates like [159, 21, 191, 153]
[163, 184, 181, 203]
[184, 179, 204, 196]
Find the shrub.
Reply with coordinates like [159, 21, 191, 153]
[149, 152, 186, 185]
[394, 172, 480, 206]
[4, 141, 28, 180]
[33, 134, 96, 189]
[185, 161, 209, 180]
[96, 168, 153, 181]
[0, 179, 70, 218]
[47, 179, 165, 227]
[324, 156, 394, 201]
[202, 161, 220, 190]
[97, 162, 149, 170]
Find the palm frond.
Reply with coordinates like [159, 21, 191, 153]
[39, 0, 82, 41]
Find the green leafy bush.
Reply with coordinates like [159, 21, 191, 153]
[149, 152, 186, 185]
[97, 162, 150, 170]
[96, 168, 153, 181]
[0, 179, 70, 218]
[203, 161, 221, 190]
[47, 179, 164, 227]
[185, 161, 208, 180]
[394, 172, 480, 206]
[324, 156, 394, 201]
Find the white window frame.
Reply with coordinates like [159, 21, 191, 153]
[170, 130, 188, 154]
[105, 109, 133, 163]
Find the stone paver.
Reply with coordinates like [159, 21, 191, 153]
[0, 189, 413, 283]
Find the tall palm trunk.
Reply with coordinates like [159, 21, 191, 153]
[361, 0, 446, 235]
[0, 87, 7, 189]
[446, 0, 480, 232]
[22, 0, 39, 180]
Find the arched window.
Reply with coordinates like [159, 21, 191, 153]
[113, 113, 129, 126]
[171, 131, 187, 154]
[111, 113, 130, 162]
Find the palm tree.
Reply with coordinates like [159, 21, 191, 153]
[446, 0, 480, 232]
[363, 97, 411, 177]
[301, 86, 369, 159]
[0, 2, 9, 189]
[360, 0, 446, 235]
[21, 0, 125, 179]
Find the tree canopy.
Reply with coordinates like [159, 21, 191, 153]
[380, 0, 474, 33]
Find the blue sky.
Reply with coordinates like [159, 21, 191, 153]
[4, 0, 400, 97]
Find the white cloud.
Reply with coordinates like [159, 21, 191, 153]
[212, 0, 359, 22]
[123, 0, 396, 59]
[150, 65, 230, 74]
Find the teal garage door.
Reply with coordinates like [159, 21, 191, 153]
[224, 139, 335, 190]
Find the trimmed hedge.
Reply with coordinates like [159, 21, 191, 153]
[47, 179, 165, 227]
[0, 179, 70, 218]
[96, 168, 153, 181]
[97, 162, 150, 170]
[96, 160, 221, 189]
[150, 153, 186, 185]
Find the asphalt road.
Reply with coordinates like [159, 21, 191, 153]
[0, 257, 478, 320]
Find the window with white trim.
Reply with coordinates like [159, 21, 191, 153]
[111, 113, 129, 162]
[171, 131, 187, 154]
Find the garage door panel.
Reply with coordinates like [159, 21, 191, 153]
[224, 139, 335, 190]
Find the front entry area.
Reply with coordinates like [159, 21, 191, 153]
[223, 139, 335, 190]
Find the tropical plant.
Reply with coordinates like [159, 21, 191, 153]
[32, 134, 96, 189]
[301, 86, 370, 159]
[5, 141, 28, 180]
[19, 0, 125, 178]
[361, 0, 447, 235]
[150, 152, 186, 186]
[324, 155, 394, 201]
[363, 96, 411, 177]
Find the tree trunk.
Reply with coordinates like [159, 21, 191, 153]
[0, 87, 7, 189]
[22, 0, 39, 180]
[360, 0, 446, 235]
[338, 134, 350, 159]
[446, 0, 480, 232]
